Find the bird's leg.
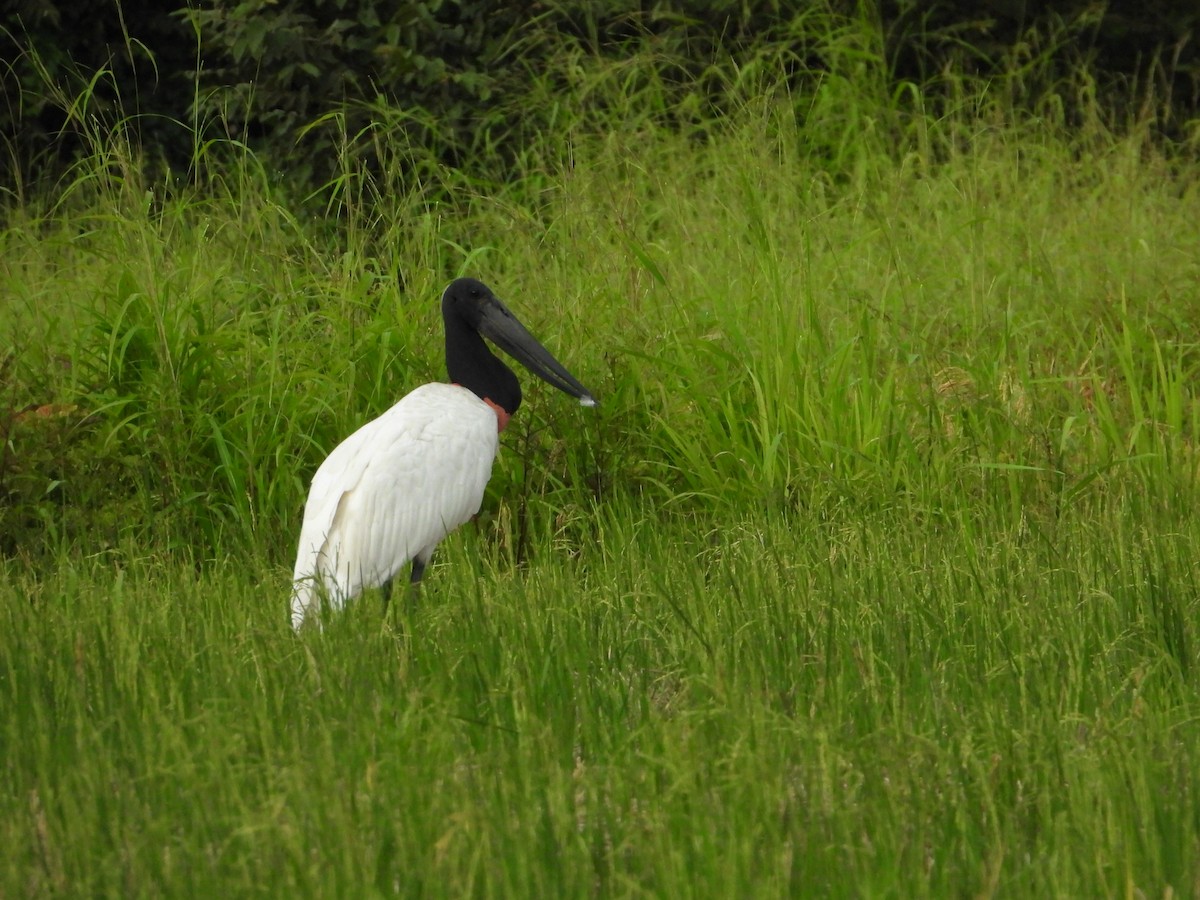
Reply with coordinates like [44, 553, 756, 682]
[384, 556, 427, 616]
[382, 555, 429, 627]
[380, 577, 395, 615]
[409, 557, 427, 590]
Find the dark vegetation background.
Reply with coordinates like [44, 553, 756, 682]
[4, 0, 1198, 188]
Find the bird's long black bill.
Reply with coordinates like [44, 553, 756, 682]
[478, 297, 597, 407]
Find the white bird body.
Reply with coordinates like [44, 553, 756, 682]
[288, 277, 595, 631]
[290, 383, 498, 629]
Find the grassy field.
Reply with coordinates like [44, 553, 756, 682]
[3, 17, 1200, 897]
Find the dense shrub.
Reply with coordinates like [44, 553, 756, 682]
[2, 1, 1197, 190]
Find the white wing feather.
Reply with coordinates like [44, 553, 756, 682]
[290, 383, 499, 629]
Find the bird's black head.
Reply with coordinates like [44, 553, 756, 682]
[441, 277, 596, 416]
[440, 277, 495, 331]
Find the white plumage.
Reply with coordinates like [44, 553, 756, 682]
[290, 383, 499, 629]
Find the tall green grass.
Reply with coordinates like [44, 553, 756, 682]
[5, 24, 1199, 559]
[2, 500, 1197, 895]
[3, 9, 1200, 896]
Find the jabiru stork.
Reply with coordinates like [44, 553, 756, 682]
[290, 277, 595, 630]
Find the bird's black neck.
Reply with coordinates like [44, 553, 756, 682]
[445, 316, 522, 414]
